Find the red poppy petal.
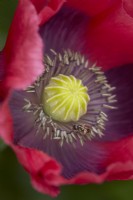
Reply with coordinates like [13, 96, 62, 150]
[0, 98, 13, 144]
[87, 2, 133, 69]
[39, 2, 133, 71]
[67, 0, 118, 16]
[68, 161, 133, 184]
[0, 52, 9, 102]
[12, 146, 64, 197]
[13, 137, 133, 196]
[0, 52, 4, 80]
[3, 0, 43, 90]
[104, 135, 133, 166]
[30, 0, 65, 25]
[30, 0, 48, 13]
[65, 135, 133, 184]
[38, 0, 65, 25]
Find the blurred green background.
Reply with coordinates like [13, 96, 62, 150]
[0, 1, 133, 200]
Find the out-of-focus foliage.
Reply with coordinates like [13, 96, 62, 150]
[0, 0, 18, 50]
[1, 1, 133, 200]
[0, 139, 6, 151]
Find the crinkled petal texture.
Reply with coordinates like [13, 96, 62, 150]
[1, 0, 133, 197]
[123, 0, 133, 17]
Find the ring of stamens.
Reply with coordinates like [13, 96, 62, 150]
[23, 49, 117, 147]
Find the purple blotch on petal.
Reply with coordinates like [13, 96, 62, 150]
[103, 64, 133, 141]
[39, 6, 89, 55]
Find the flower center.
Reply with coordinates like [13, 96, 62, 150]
[21, 49, 117, 147]
[43, 74, 90, 122]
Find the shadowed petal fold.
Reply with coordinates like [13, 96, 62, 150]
[67, 0, 119, 16]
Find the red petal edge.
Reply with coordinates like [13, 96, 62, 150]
[30, 0, 49, 13]
[3, 0, 43, 89]
[13, 146, 63, 197]
[38, 0, 66, 25]
[30, 0, 65, 25]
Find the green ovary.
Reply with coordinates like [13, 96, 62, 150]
[43, 74, 90, 122]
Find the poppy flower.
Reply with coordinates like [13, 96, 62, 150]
[1, 0, 133, 197]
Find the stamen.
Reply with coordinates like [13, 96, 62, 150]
[23, 49, 117, 147]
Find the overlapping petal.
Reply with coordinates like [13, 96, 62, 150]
[1, 0, 43, 90]
[13, 146, 64, 197]
[87, 1, 133, 69]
